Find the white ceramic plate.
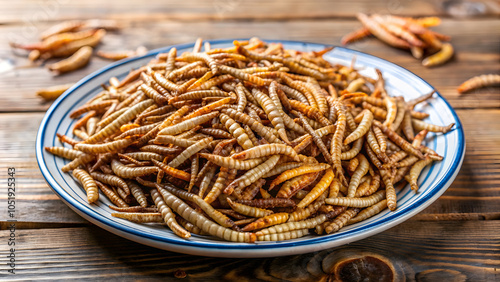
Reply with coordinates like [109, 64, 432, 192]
[36, 39, 465, 258]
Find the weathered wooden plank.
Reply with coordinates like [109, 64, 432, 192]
[0, 109, 499, 225]
[0, 0, 498, 24]
[1, 18, 498, 112]
[0, 221, 498, 280]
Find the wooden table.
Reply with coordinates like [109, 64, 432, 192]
[1, 0, 499, 280]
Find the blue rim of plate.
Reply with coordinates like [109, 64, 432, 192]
[36, 39, 465, 257]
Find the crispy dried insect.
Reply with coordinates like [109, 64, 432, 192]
[347, 154, 370, 197]
[111, 159, 158, 179]
[357, 13, 410, 49]
[457, 74, 500, 94]
[70, 100, 114, 119]
[72, 168, 99, 203]
[112, 212, 162, 223]
[150, 188, 191, 238]
[75, 138, 134, 154]
[326, 190, 385, 208]
[232, 144, 300, 161]
[156, 186, 252, 242]
[40, 20, 84, 40]
[90, 171, 130, 195]
[297, 168, 334, 208]
[422, 43, 454, 67]
[241, 212, 289, 232]
[330, 100, 348, 185]
[45, 146, 85, 160]
[198, 153, 264, 170]
[345, 110, 373, 145]
[252, 88, 289, 143]
[227, 198, 273, 218]
[269, 163, 330, 190]
[408, 157, 434, 191]
[221, 108, 282, 144]
[85, 99, 154, 144]
[296, 112, 333, 164]
[37, 83, 74, 100]
[341, 27, 372, 45]
[412, 119, 454, 133]
[380, 169, 397, 211]
[158, 111, 218, 136]
[226, 155, 280, 193]
[289, 100, 330, 127]
[95, 181, 128, 208]
[324, 208, 360, 234]
[47, 45, 93, 74]
[374, 120, 424, 159]
[348, 199, 388, 224]
[257, 229, 310, 241]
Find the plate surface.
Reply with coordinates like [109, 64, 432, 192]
[36, 39, 465, 258]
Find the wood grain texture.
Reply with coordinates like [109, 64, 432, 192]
[0, 0, 498, 24]
[0, 109, 499, 226]
[1, 18, 499, 112]
[0, 221, 498, 280]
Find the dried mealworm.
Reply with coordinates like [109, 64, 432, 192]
[356, 13, 410, 49]
[37, 83, 74, 100]
[150, 188, 191, 238]
[348, 199, 388, 225]
[408, 157, 434, 191]
[374, 120, 424, 159]
[297, 168, 334, 208]
[457, 74, 500, 94]
[72, 168, 99, 203]
[241, 212, 289, 232]
[252, 88, 289, 143]
[324, 208, 360, 234]
[111, 159, 158, 179]
[422, 43, 454, 67]
[326, 190, 385, 208]
[345, 109, 373, 145]
[112, 212, 162, 223]
[347, 154, 370, 197]
[227, 198, 273, 218]
[412, 119, 454, 133]
[232, 144, 300, 161]
[257, 229, 310, 241]
[269, 163, 330, 189]
[48, 46, 93, 74]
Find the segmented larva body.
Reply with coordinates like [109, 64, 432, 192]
[380, 169, 397, 211]
[112, 212, 163, 223]
[408, 157, 434, 191]
[277, 171, 319, 198]
[257, 228, 310, 241]
[95, 181, 128, 208]
[218, 64, 266, 86]
[241, 212, 289, 232]
[412, 119, 454, 133]
[47, 45, 93, 74]
[347, 154, 370, 198]
[84, 99, 154, 144]
[45, 146, 85, 160]
[72, 168, 99, 203]
[344, 110, 373, 145]
[251, 88, 289, 143]
[227, 197, 273, 218]
[232, 144, 300, 161]
[348, 199, 388, 225]
[75, 138, 135, 154]
[297, 112, 333, 164]
[157, 186, 254, 242]
[158, 111, 218, 136]
[221, 108, 282, 144]
[297, 168, 334, 208]
[326, 190, 385, 208]
[167, 137, 213, 168]
[256, 214, 327, 236]
[391, 98, 406, 131]
[171, 90, 229, 102]
[228, 155, 281, 191]
[289, 100, 331, 127]
[125, 181, 148, 208]
[150, 189, 191, 238]
[422, 43, 454, 67]
[374, 120, 424, 159]
[269, 163, 330, 189]
[457, 74, 500, 93]
[151, 159, 191, 181]
[122, 152, 163, 162]
[140, 83, 168, 105]
[90, 171, 130, 195]
[324, 208, 360, 234]
[111, 159, 158, 179]
[198, 153, 264, 170]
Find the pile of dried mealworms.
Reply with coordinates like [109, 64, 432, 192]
[342, 13, 454, 67]
[9, 19, 146, 100]
[457, 74, 500, 94]
[46, 38, 454, 242]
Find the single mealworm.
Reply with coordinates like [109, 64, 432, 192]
[72, 168, 99, 203]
